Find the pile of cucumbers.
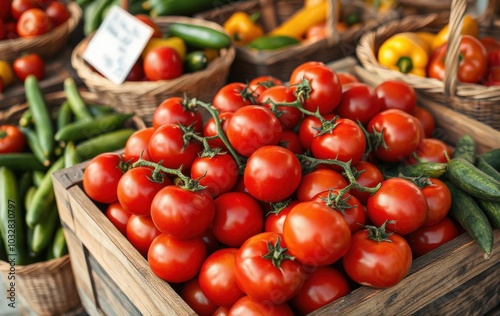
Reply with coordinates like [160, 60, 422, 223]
[0, 75, 136, 265]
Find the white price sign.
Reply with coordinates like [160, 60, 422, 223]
[83, 6, 154, 84]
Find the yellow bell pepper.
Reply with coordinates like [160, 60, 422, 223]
[0, 61, 14, 87]
[270, 1, 328, 40]
[223, 12, 264, 45]
[378, 32, 429, 77]
[415, 32, 435, 54]
[432, 15, 479, 51]
[141, 37, 186, 60]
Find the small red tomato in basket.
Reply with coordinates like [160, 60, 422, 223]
[45, 0, 70, 27]
[13, 53, 45, 82]
[11, 0, 38, 21]
[143, 46, 183, 81]
[0, 20, 5, 40]
[17, 8, 53, 37]
[0, 124, 26, 153]
[0, 0, 11, 22]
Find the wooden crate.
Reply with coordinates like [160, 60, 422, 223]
[52, 58, 500, 315]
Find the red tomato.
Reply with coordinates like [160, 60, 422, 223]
[126, 215, 161, 257]
[0, 125, 25, 153]
[201, 228, 222, 255]
[375, 80, 417, 114]
[336, 72, 359, 85]
[213, 306, 229, 316]
[17, 8, 52, 37]
[343, 226, 412, 288]
[421, 178, 451, 227]
[289, 61, 325, 84]
[256, 85, 302, 130]
[264, 200, 300, 235]
[350, 161, 384, 205]
[296, 168, 348, 201]
[11, 0, 37, 21]
[152, 96, 203, 131]
[135, 14, 162, 38]
[290, 64, 342, 114]
[283, 201, 351, 266]
[234, 232, 306, 304]
[117, 167, 170, 217]
[248, 75, 283, 98]
[144, 47, 183, 81]
[290, 266, 350, 315]
[313, 190, 367, 234]
[0, 0, 11, 21]
[367, 109, 423, 162]
[123, 127, 154, 163]
[83, 153, 125, 204]
[125, 59, 144, 81]
[413, 106, 435, 138]
[278, 130, 303, 154]
[198, 248, 244, 307]
[226, 105, 282, 157]
[150, 186, 215, 240]
[212, 192, 263, 247]
[336, 82, 381, 125]
[213, 82, 253, 113]
[12, 53, 45, 82]
[408, 138, 451, 164]
[367, 178, 428, 235]
[5, 21, 18, 39]
[148, 233, 206, 283]
[45, 0, 70, 27]
[105, 202, 131, 236]
[202, 111, 233, 150]
[298, 113, 336, 150]
[191, 153, 239, 197]
[244, 146, 301, 202]
[148, 123, 202, 169]
[310, 117, 366, 167]
[228, 296, 294, 316]
[181, 278, 218, 316]
[406, 217, 459, 258]
[0, 20, 5, 39]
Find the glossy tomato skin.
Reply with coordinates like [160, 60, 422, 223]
[180, 278, 218, 316]
[406, 217, 459, 258]
[278, 130, 303, 154]
[117, 167, 169, 217]
[198, 248, 244, 307]
[265, 200, 300, 235]
[350, 161, 384, 205]
[226, 106, 282, 157]
[228, 296, 294, 316]
[202, 111, 233, 150]
[45, 0, 70, 27]
[375, 80, 417, 114]
[123, 127, 154, 163]
[367, 178, 428, 235]
[408, 138, 451, 164]
[0, 0, 11, 21]
[190, 153, 239, 197]
[17, 8, 52, 37]
[105, 202, 131, 236]
[290, 64, 342, 114]
[126, 215, 161, 257]
[152, 97, 203, 132]
[244, 146, 301, 202]
[234, 232, 306, 304]
[343, 228, 412, 288]
[213, 306, 229, 316]
[336, 72, 359, 85]
[201, 228, 222, 255]
[248, 75, 283, 98]
[296, 168, 348, 201]
[336, 82, 380, 125]
[83, 153, 124, 204]
[290, 266, 350, 315]
[148, 233, 206, 283]
[11, 0, 37, 21]
[144, 47, 183, 81]
[213, 82, 253, 113]
[421, 178, 452, 226]
[367, 109, 423, 162]
[125, 58, 144, 81]
[148, 123, 202, 169]
[283, 201, 351, 266]
[310, 118, 366, 167]
[212, 192, 263, 247]
[0, 125, 25, 153]
[413, 107, 435, 138]
[13, 53, 45, 82]
[289, 61, 325, 84]
[150, 186, 215, 240]
[298, 113, 336, 150]
[257, 85, 302, 130]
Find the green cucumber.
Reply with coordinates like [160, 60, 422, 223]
[247, 35, 300, 50]
[76, 129, 135, 160]
[57, 101, 74, 131]
[453, 134, 476, 164]
[169, 23, 231, 49]
[398, 162, 447, 178]
[447, 158, 500, 202]
[32, 171, 45, 188]
[0, 153, 46, 171]
[88, 104, 115, 116]
[146, 0, 229, 17]
[64, 142, 81, 168]
[479, 148, 500, 171]
[477, 199, 500, 229]
[20, 127, 51, 167]
[19, 109, 33, 127]
[30, 208, 58, 254]
[445, 180, 494, 256]
[476, 156, 500, 182]
[52, 227, 68, 258]
[64, 78, 93, 121]
[184, 51, 209, 73]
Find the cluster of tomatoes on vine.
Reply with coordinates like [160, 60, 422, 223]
[82, 60, 460, 315]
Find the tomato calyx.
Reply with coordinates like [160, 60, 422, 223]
[240, 84, 256, 103]
[316, 115, 341, 136]
[0, 130, 7, 139]
[366, 221, 395, 242]
[317, 189, 355, 215]
[266, 199, 292, 217]
[293, 77, 313, 105]
[181, 96, 201, 112]
[358, 122, 388, 155]
[398, 174, 432, 190]
[261, 237, 295, 268]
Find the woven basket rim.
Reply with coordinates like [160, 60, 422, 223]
[0, 254, 70, 273]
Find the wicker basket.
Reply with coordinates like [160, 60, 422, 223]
[0, 1, 82, 62]
[357, 0, 500, 129]
[72, 16, 236, 124]
[196, 0, 399, 82]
